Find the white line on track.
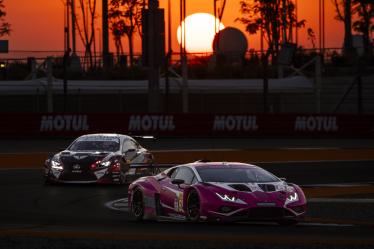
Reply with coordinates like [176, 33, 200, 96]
[309, 198, 374, 203]
[105, 198, 129, 212]
[256, 159, 374, 164]
[302, 183, 374, 187]
[298, 222, 355, 227]
[105, 198, 361, 227]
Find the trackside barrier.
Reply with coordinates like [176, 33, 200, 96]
[1, 148, 374, 169]
[0, 113, 373, 138]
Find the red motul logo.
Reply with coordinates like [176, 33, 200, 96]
[128, 115, 175, 131]
[40, 115, 89, 132]
[213, 115, 259, 131]
[294, 116, 338, 132]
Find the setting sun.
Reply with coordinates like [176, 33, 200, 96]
[177, 13, 225, 53]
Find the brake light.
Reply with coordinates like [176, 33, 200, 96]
[90, 160, 101, 170]
[111, 162, 121, 172]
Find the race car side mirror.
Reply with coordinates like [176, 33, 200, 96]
[171, 179, 185, 186]
[279, 177, 287, 182]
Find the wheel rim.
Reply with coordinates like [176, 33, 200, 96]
[132, 190, 143, 217]
[187, 192, 200, 219]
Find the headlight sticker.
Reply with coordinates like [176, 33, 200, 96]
[286, 192, 299, 204]
[216, 193, 236, 202]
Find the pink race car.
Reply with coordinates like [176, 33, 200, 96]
[128, 161, 307, 225]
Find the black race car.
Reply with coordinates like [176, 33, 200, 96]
[44, 134, 154, 184]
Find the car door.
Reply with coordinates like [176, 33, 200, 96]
[160, 167, 196, 217]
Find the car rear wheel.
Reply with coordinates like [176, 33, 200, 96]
[131, 188, 144, 221]
[186, 189, 200, 222]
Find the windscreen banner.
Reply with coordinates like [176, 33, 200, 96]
[1, 113, 373, 138]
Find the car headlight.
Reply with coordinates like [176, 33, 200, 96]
[216, 193, 236, 203]
[51, 158, 63, 170]
[286, 192, 299, 204]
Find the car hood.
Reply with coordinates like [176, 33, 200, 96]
[58, 151, 116, 166]
[203, 181, 291, 206]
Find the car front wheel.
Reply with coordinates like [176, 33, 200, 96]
[131, 188, 144, 221]
[186, 189, 200, 222]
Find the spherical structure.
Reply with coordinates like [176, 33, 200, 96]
[213, 27, 248, 57]
[177, 13, 225, 53]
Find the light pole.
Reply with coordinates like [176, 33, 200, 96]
[181, 0, 188, 113]
[63, 0, 71, 112]
[295, 0, 298, 46]
[71, 0, 76, 54]
[164, 0, 172, 112]
[102, 0, 109, 69]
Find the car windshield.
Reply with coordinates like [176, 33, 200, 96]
[196, 167, 279, 183]
[69, 137, 120, 152]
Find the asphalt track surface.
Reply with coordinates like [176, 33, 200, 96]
[0, 161, 374, 248]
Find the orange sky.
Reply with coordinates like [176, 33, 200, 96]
[5, 0, 345, 54]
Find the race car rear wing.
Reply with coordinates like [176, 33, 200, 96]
[129, 163, 177, 169]
[128, 159, 210, 169]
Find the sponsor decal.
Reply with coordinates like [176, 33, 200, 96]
[72, 164, 82, 173]
[81, 135, 119, 142]
[94, 168, 107, 179]
[72, 164, 81, 170]
[213, 115, 259, 131]
[257, 202, 276, 207]
[128, 115, 176, 131]
[294, 116, 339, 132]
[174, 192, 184, 212]
[40, 115, 89, 132]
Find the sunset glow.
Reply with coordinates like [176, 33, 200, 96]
[5, 0, 345, 53]
[177, 13, 225, 53]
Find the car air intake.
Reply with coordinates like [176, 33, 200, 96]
[258, 184, 276, 192]
[249, 207, 285, 218]
[229, 184, 252, 192]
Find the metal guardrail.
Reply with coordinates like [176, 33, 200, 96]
[0, 48, 348, 66]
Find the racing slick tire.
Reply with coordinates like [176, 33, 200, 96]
[277, 219, 299, 226]
[131, 188, 144, 221]
[186, 189, 200, 222]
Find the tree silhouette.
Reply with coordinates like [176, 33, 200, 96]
[0, 0, 10, 37]
[237, 0, 305, 61]
[109, 0, 145, 67]
[74, 0, 98, 69]
[352, 0, 374, 56]
[333, 0, 354, 56]
[307, 28, 316, 49]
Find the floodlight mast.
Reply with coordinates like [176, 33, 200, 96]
[178, 0, 188, 113]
